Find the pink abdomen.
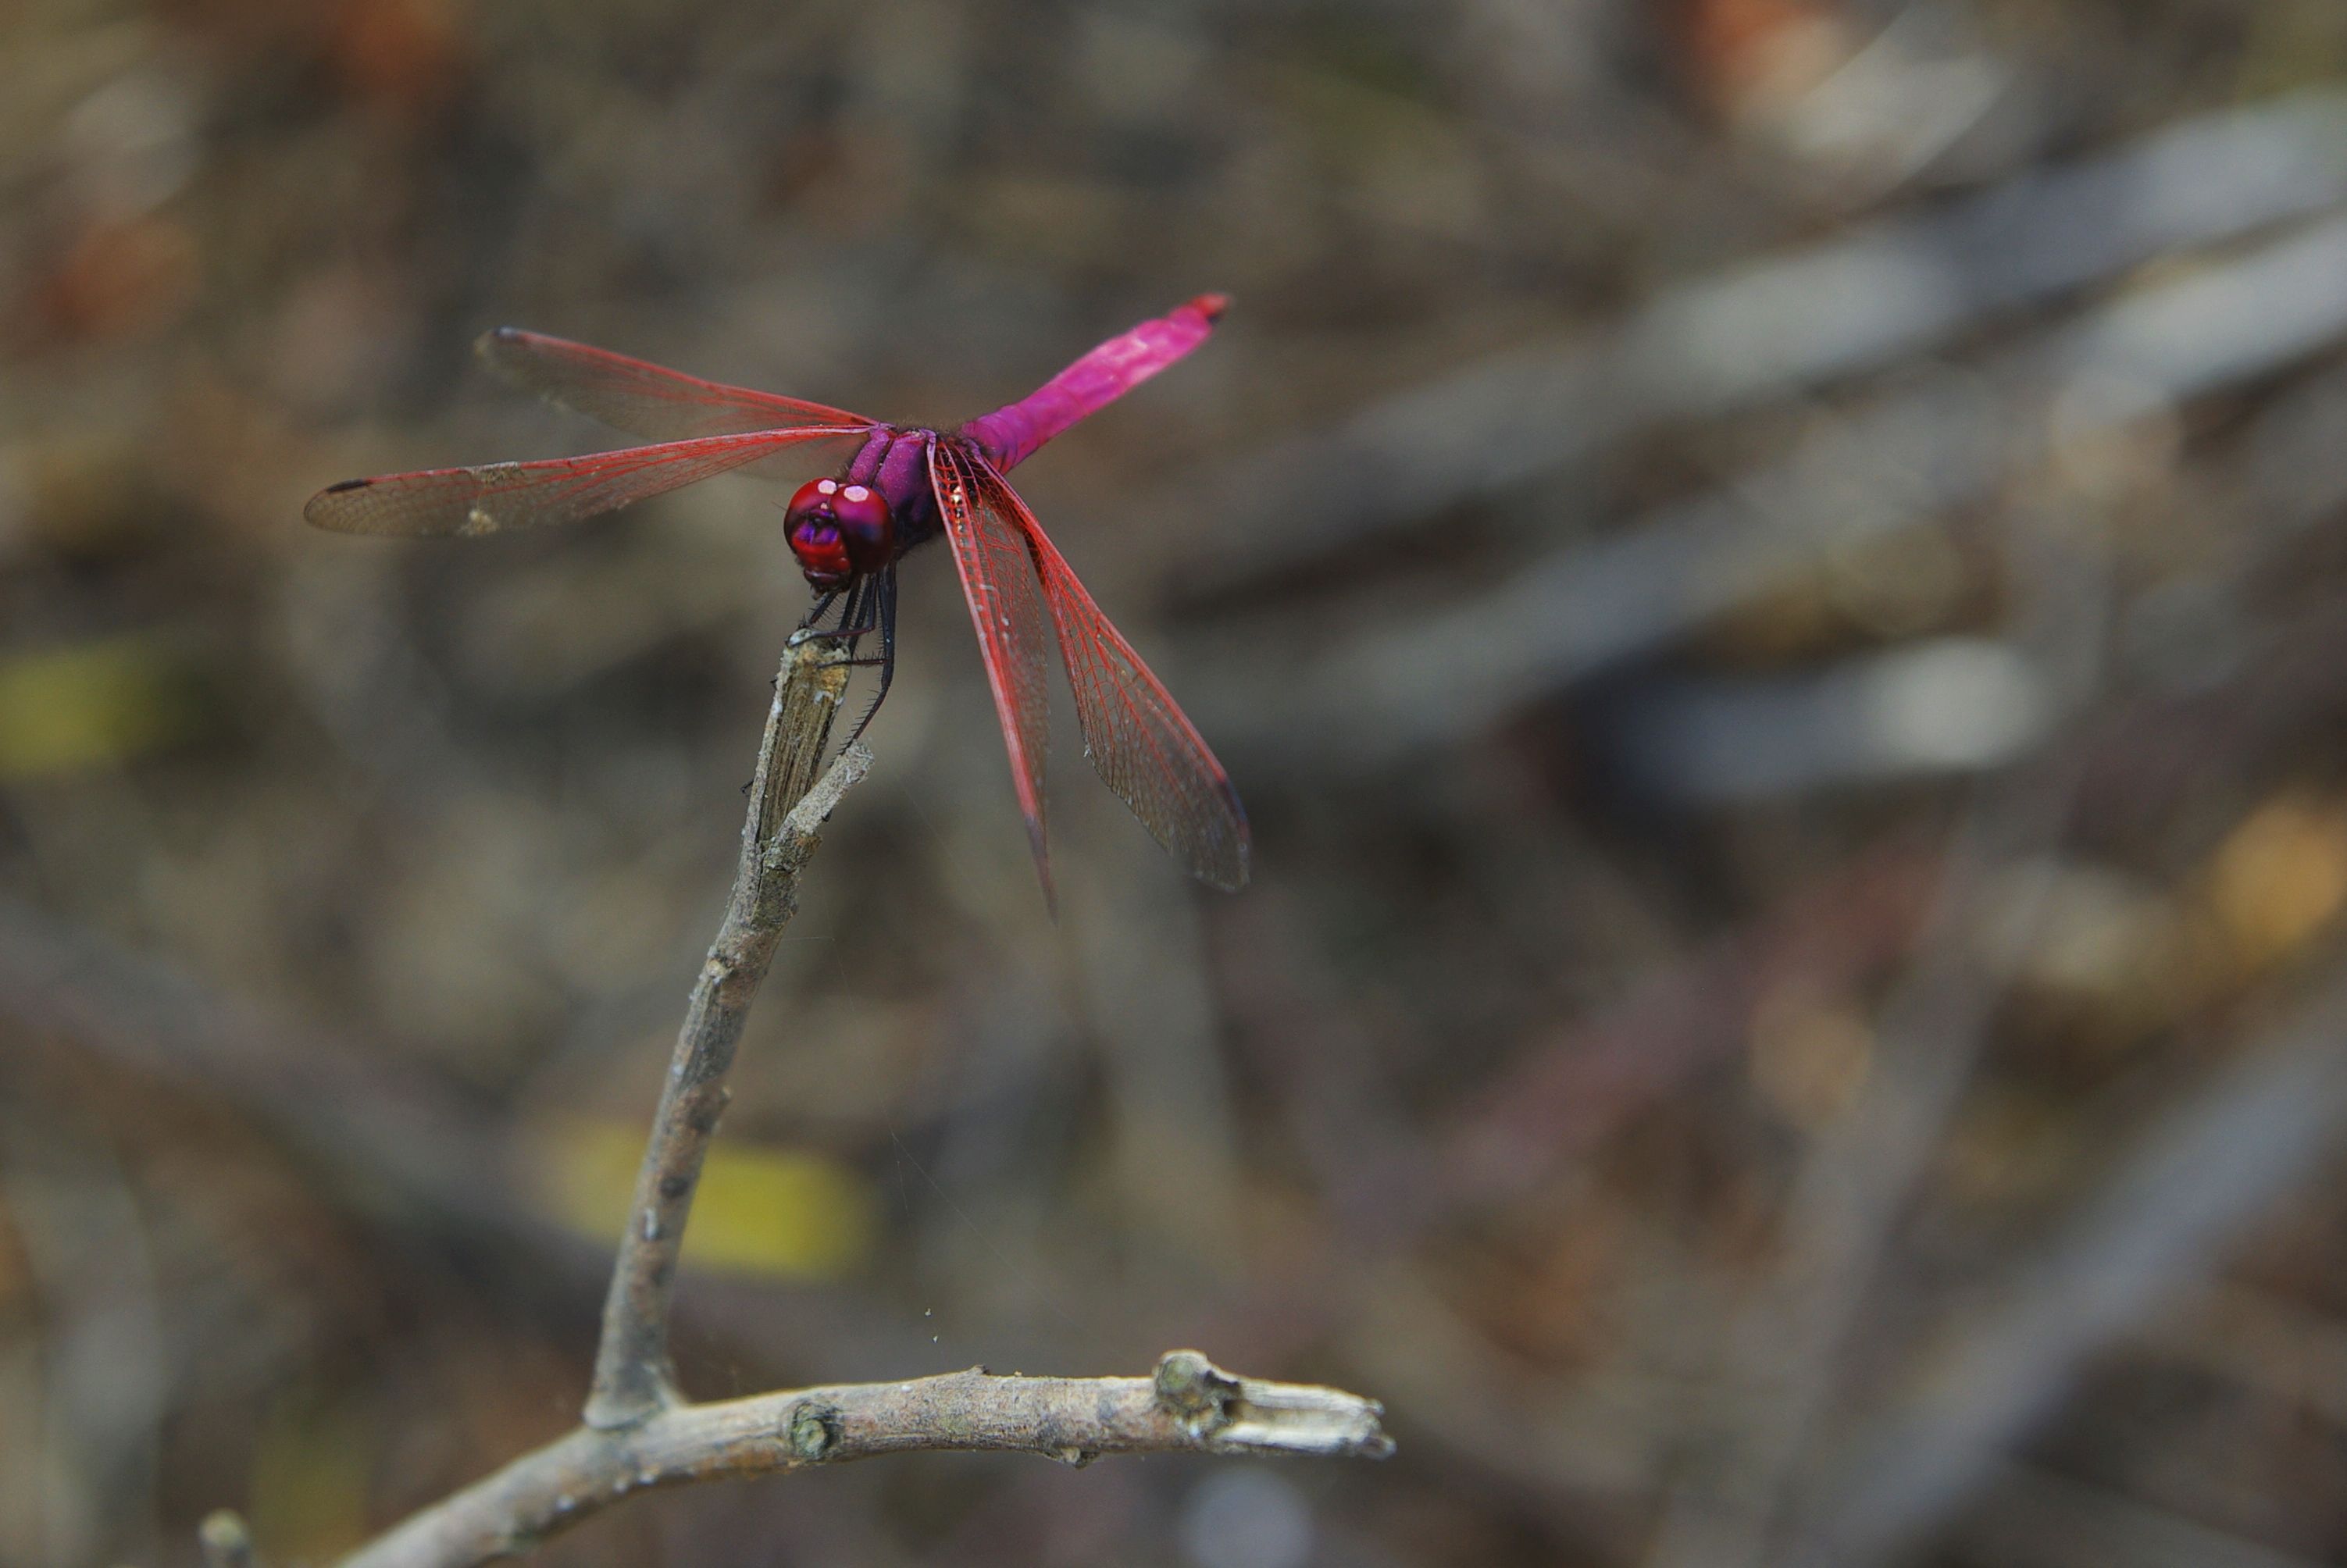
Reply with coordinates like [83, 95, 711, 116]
[963, 294, 1226, 472]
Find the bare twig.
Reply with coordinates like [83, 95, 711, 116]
[307, 627, 1387, 1568]
[341, 1351, 1389, 1568]
[587, 629, 868, 1427]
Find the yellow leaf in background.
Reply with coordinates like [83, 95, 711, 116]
[0, 634, 192, 778]
[2206, 794, 2347, 969]
[530, 1114, 874, 1280]
[247, 1388, 372, 1563]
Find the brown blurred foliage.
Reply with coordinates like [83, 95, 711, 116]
[8, 0, 2347, 1563]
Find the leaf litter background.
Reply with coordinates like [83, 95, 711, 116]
[9, 0, 2347, 1563]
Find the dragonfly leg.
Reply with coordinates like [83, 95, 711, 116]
[798, 589, 837, 629]
[828, 574, 882, 641]
[790, 579, 879, 659]
[787, 588, 847, 656]
[842, 565, 897, 747]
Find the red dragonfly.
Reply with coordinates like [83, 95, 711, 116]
[305, 296, 1248, 897]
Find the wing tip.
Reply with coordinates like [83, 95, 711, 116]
[474, 326, 530, 366]
[1197, 825, 1250, 893]
[1203, 779, 1250, 891]
[1027, 821, 1058, 918]
[304, 479, 372, 529]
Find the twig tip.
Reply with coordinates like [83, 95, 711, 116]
[1154, 1349, 1393, 1459]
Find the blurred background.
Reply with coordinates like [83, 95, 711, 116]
[8, 0, 2347, 1563]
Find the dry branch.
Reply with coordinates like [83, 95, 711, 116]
[587, 629, 869, 1427]
[341, 1351, 1390, 1567]
[301, 626, 1387, 1568]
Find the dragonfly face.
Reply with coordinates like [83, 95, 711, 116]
[784, 476, 894, 589]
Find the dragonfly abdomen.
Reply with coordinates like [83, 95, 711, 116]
[962, 294, 1225, 470]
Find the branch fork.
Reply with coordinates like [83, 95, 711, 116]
[247, 629, 1390, 1568]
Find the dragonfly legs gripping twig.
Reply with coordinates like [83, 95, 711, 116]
[844, 568, 897, 749]
[791, 568, 898, 753]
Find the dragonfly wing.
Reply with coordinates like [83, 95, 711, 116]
[930, 440, 1057, 901]
[965, 456, 1249, 891]
[304, 428, 853, 536]
[476, 329, 878, 451]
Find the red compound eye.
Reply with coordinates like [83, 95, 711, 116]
[785, 478, 894, 585]
[785, 479, 854, 588]
[830, 483, 894, 571]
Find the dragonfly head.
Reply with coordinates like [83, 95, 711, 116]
[786, 477, 894, 589]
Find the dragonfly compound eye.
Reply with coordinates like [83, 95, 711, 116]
[830, 483, 894, 572]
[785, 478, 855, 588]
[786, 477, 894, 586]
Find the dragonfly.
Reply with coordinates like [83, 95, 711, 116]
[304, 295, 1248, 898]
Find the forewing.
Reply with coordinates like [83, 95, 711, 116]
[476, 329, 878, 444]
[966, 459, 1249, 890]
[930, 440, 1057, 900]
[304, 428, 848, 536]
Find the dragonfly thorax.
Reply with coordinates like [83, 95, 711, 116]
[785, 476, 893, 589]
